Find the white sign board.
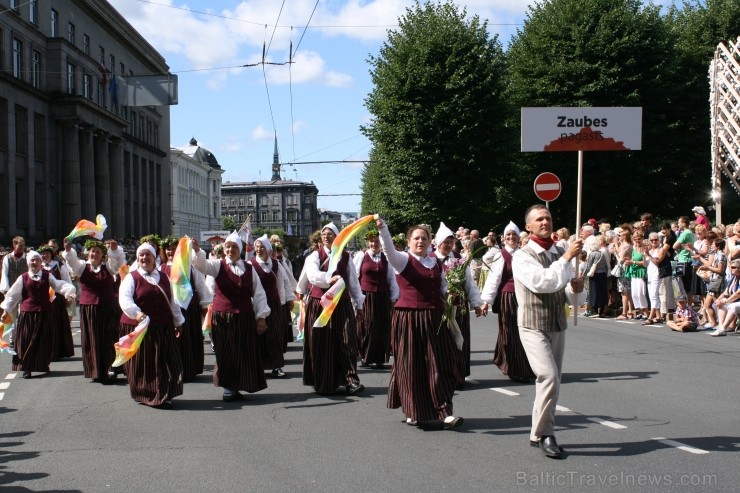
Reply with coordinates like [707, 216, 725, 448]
[200, 230, 230, 242]
[521, 107, 642, 152]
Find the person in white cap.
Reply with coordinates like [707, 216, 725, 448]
[434, 222, 487, 386]
[251, 234, 295, 378]
[353, 228, 399, 368]
[270, 235, 297, 351]
[118, 243, 186, 408]
[692, 205, 709, 228]
[191, 232, 271, 401]
[481, 221, 535, 383]
[38, 244, 75, 361]
[303, 222, 366, 395]
[375, 216, 464, 430]
[1, 250, 77, 379]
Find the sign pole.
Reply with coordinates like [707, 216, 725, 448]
[546, 201, 550, 210]
[573, 150, 584, 326]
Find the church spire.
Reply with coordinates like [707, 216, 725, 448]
[271, 134, 281, 181]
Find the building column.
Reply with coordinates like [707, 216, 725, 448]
[109, 139, 124, 240]
[79, 128, 95, 218]
[61, 122, 81, 234]
[94, 134, 111, 226]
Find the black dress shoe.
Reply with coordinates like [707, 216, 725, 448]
[22, 371, 31, 379]
[538, 436, 563, 459]
[346, 383, 365, 395]
[272, 368, 285, 378]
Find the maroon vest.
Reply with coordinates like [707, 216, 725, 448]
[395, 255, 444, 309]
[250, 257, 280, 303]
[44, 263, 61, 280]
[359, 251, 389, 293]
[309, 248, 350, 300]
[20, 271, 53, 312]
[119, 270, 173, 326]
[79, 263, 115, 305]
[500, 248, 516, 293]
[212, 259, 254, 314]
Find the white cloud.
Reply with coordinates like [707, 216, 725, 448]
[325, 71, 353, 88]
[251, 125, 272, 140]
[291, 121, 307, 133]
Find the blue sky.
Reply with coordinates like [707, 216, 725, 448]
[108, 0, 667, 214]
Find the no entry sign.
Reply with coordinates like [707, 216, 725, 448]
[533, 172, 561, 202]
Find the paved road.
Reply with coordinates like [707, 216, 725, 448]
[1, 314, 738, 492]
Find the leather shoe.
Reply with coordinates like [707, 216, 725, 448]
[538, 436, 563, 459]
[442, 416, 464, 429]
[22, 371, 31, 379]
[272, 368, 285, 378]
[346, 383, 365, 395]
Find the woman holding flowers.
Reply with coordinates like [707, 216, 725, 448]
[376, 216, 463, 429]
[62, 238, 126, 383]
[1, 250, 77, 378]
[39, 244, 75, 360]
[433, 222, 487, 386]
[481, 221, 535, 383]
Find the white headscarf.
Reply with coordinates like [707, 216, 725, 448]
[504, 221, 520, 236]
[435, 222, 455, 243]
[136, 243, 157, 258]
[256, 234, 272, 253]
[26, 250, 41, 265]
[224, 231, 243, 252]
[322, 222, 339, 236]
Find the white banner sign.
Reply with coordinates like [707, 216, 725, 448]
[521, 107, 642, 152]
[200, 230, 230, 242]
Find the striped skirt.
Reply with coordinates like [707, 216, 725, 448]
[12, 311, 53, 373]
[258, 298, 286, 369]
[179, 300, 205, 382]
[302, 296, 359, 394]
[120, 322, 183, 406]
[387, 307, 460, 421]
[80, 303, 118, 380]
[50, 295, 74, 360]
[212, 311, 266, 393]
[454, 305, 471, 381]
[357, 290, 392, 365]
[493, 292, 534, 380]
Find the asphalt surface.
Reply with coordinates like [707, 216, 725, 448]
[1, 312, 738, 492]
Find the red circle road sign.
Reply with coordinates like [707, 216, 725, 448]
[533, 172, 562, 202]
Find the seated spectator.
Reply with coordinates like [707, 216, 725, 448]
[667, 296, 698, 332]
[708, 259, 740, 337]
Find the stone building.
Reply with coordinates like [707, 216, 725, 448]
[220, 138, 319, 239]
[0, 0, 173, 244]
[170, 138, 224, 238]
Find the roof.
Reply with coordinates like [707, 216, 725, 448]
[175, 138, 221, 169]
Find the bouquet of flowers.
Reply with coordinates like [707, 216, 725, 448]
[440, 256, 473, 350]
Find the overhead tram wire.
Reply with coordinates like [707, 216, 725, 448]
[261, 26, 278, 138]
[292, 0, 321, 58]
[264, 0, 286, 58]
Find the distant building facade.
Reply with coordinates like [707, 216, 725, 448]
[220, 138, 319, 238]
[170, 138, 224, 238]
[0, 0, 173, 244]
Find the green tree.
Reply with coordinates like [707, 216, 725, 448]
[505, 0, 691, 227]
[222, 216, 237, 231]
[361, 0, 508, 233]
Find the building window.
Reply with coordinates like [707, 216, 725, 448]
[30, 0, 37, 24]
[10, 0, 18, 12]
[83, 34, 90, 55]
[248, 196, 254, 207]
[67, 63, 75, 94]
[273, 195, 279, 206]
[97, 79, 105, 106]
[130, 110, 136, 135]
[109, 54, 115, 74]
[260, 211, 268, 222]
[304, 196, 312, 204]
[12, 38, 22, 79]
[221, 199, 226, 208]
[239, 198, 245, 206]
[31, 51, 40, 89]
[83, 73, 91, 99]
[14, 105, 28, 156]
[120, 62, 125, 76]
[68, 23, 75, 45]
[98, 46, 105, 65]
[272, 211, 281, 221]
[230, 198, 235, 207]
[50, 9, 58, 37]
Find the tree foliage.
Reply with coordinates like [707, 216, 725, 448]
[361, 1, 507, 233]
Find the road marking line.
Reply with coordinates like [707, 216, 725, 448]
[652, 437, 709, 455]
[0, 382, 9, 390]
[588, 417, 627, 429]
[0, 392, 4, 401]
[490, 388, 520, 396]
[556, 405, 572, 412]
[5, 373, 17, 380]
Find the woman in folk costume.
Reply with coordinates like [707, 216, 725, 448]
[1, 250, 77, 379]
[481, 221, 535, 383]
[159, 236, 212, 382]
[433, 222, 487, 386]
[62, 239, 126, 383]
[192, 232, 270, 402]
[38, 245, 75, 361]
[119, 244, 184, 409]
[270, 235, 297, 351]
[252, 235, 294, 378]
[375, 216, 464, 430]
[303, 222, 366, 395]
[353, 228, 399, 368]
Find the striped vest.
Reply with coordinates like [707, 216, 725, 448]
[514, 245, 567, 332]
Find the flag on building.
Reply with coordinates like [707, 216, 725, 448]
[109, 75, 118, 106]
[238, 215, 254, 254]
